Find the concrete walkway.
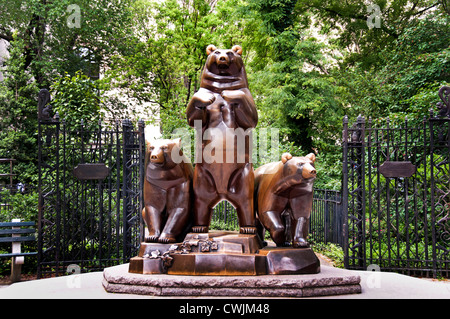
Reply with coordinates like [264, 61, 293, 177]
[0, 260, 449, 299]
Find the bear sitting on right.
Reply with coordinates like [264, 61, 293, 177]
[254, 153, 317, 248]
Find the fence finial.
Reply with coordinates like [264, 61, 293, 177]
[357, 114, 365, 123]
[436, 86, 450, 117]
[343, 115, 349, 124]
[38, 88, 54, 121]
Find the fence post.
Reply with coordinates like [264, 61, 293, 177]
[138, 119, 146, 244]
[343, 114, 366, 269]
[342, 115, 349, 268]
[37, 105, 60, 278]
[355, 115, 366, 269]
[122, 119, 133, 262]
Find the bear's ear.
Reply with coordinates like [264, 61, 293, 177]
[306, 153, 316, 163]
[206, 44, 217, 56]
[146, 140, 152, 152]
[232, 45, 243, 55]
[281, 153, 292, 164]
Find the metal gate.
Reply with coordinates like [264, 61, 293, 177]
[342, 88, 450, 277]
[37, 102, 145, 277]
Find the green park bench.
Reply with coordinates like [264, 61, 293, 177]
[0, 219, 37, 283]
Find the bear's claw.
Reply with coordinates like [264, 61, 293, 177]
[293, 238, 309, 248]
[145, 235, 160, 243]
[192, 226, 209, 233]
[158, 235, 177, 244]
[239, 226, 257, 234]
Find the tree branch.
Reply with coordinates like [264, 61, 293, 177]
[0, 28, 13, 42]
[411, 2, 440, 16]
[0, 33, 13, 42]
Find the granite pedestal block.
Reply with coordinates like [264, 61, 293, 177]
[103, 263, 361, 297]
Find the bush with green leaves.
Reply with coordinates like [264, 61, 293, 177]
[0, 37, 39, 184]
[51, 71, 101, 128]
[311, 242, 344, 268]
[0, 189, 38, 223]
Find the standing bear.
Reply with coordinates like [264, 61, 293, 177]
[186, 44, 258, 234]
[254, 153, 317, 247]
[142, 138, 194, 243]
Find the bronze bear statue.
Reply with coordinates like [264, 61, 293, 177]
[142, 138, 194, 243]
[186, 44, 258, 234]
[254, 153, 317, 247]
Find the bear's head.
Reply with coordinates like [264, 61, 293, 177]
[281, 152, 317, 180]
[200, 44, 248, 93]
[146, 138, 182, 168]
[205, 45, 244, 76]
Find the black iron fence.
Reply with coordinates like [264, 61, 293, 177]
[37, 116, 145, 277]
[32, 87, 449, 279]
[342, 110, 449, 278]
[310, 189, 343, 247]
[210, 191, 344, 246]
[211, 200, 239, 231]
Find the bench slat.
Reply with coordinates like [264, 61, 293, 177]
[0, 252, 38, 258]
[0, 222, 35, 227]
[0, 228, 35, 235]
[0, 236, 35, 243]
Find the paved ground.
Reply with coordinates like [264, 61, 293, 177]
[0, 258, 448, 299]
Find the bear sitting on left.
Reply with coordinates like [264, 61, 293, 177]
[142, 138, 194, 243]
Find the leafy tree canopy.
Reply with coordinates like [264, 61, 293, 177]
[0, 0, 448, 188]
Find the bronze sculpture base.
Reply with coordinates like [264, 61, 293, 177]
[128, 231, 320, 276]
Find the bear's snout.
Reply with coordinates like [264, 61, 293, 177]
[301, 163, 316, 179]
[150, 150, 165, 164]
[216, 52, 230, 68]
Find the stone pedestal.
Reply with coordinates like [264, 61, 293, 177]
[104, 231, 361, 297]
[103, 263, 361, 297]
[128, 231, 320, 276]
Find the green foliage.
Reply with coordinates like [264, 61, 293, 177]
[1, 0, 447, 193]
[337, 11, 449, 123]
[0, 37, 39, 184]
[0, 189, 39, 223]
[104, 0, 248, 136]
[0, 0, 135, 184]
[210, 219, 239, 232]
[0, 0, 134, 87]
[51, 71, 101, 127]
[312, 242, 344, 268]
[243, 1, 346, 155]
[313, 150, 342, 189]
[296, 0, 447, 68]
[247, 0, 298, 34]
